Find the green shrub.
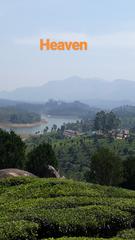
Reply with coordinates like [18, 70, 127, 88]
[0, 176, 34, 187]
[0, 220, 39, 240]
[42, 237, 122, 240]
[0, 178, 134, 239]
[117, 228, 135, 239]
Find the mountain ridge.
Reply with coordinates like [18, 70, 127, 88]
[0, 77, 135, 107]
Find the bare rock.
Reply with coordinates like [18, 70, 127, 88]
[47, 165, 61, 178]
[0, 168, 36, 178]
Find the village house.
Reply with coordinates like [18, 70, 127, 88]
[92, 129, 130, 140]
[64, 130, 80, 138]
[116, 129, 129, 140]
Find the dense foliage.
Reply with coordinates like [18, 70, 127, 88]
[113, 105, 135, 128]
[26, 133, 135, 187]
[122, 156, 135, 189]
[94, 111, 120, 132]
[43, 100, 93, 117]
[0, 106, 41, 124]
[0, 177, 135, 239]
[0, 129, 57, 174]
[85, 148, 123, 186]
[0, 129, 26, 169]
[26, 143, 58, 177]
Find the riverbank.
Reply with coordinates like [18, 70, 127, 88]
[0, 115, 79, 136]
[0, 119, 48, 129]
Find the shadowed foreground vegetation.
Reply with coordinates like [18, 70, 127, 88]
[0, 177, 135, 239]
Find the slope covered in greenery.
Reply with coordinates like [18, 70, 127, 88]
[0, 177, 135, 239]
[0, 106, 41, 124]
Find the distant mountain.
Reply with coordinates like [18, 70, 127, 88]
[112, 105, 135, 128]
[82, 99, 134, 109]
[0, 99, 18, 107]
[1, 77, 135, 107]
[113, 105, 135, 118]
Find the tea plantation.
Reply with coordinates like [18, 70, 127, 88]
[0, 177, 135, 239]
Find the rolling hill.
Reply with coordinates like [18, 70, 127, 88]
[0, 177, 135, 239]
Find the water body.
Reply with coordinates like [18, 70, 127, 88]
[7, 115, 79, 135]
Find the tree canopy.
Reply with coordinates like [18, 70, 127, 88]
[94, 111, 120, 132]
[122, 156, 135, 189]
[26, 143, 58, 177]
[85, 147, 123, 186]
[0, 129, 26, 169]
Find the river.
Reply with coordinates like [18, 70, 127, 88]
[5, 115, 79, 135]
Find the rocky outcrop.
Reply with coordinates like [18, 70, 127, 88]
[47, 165, 61, 178]
[0, 168, 36, 178]
[0, 166, 61, 179]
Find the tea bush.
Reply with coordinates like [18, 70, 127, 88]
[0, 177, 135, 239]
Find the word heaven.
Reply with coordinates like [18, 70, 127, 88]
[40, 39, 88, 51]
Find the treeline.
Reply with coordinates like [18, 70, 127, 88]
[43, 100, 93, 117]
[26, 128, 135, 190]
[20, 101, 135, 129]
[85, 147, 134, 189]
[56, 110, 120, 133]
[0, 129, 135, 190]
[2, 98, 135, 129]
[14, 99, 98, 118]
[0, 129, 58, 177]
[0, 107, 41, 124]
[113, 105, 135, 128]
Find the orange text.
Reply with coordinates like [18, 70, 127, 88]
[40, 39, 88, 51]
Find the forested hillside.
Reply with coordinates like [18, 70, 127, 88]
[0, 107, 41, 124]
[113, 105, 135, 128]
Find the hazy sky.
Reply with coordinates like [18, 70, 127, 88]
[0, 0, 135, 90]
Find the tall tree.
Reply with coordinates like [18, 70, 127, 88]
[0, 129, 25, 169]
[94, 111, 106, 131]
[26, 143, 58, 177]
[122, 156, 135, 189]
[85, 147, 123, 186]
[94, 111, 120, 132]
